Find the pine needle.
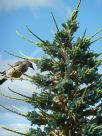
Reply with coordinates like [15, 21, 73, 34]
[0, 104, 26, 117]
[90, 28, 102, 39]
[16, 31, 35, 44]
[26, 26, 46, 45]
[4, 50, 29, 60]
[12, 105, 27, 115]
[2, 126, 26, 135]
[8, 87, 31, 99]
[81, 28, 87, 41]
[93, 125, 102, 131]
[0, 92, 24, 101]
[91, 36, 102, 44]
[71, 0, 81, 20]
[51, 12, 59, 32]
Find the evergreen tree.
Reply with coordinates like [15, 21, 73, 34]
[1, 0, 102, 135]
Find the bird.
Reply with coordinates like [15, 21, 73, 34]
[0, 60, 34, 85]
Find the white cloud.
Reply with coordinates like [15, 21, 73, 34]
[0, 0, 64, 12]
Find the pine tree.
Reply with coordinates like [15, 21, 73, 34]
[1, 0, 102, 135]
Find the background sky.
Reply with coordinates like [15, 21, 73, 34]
[0, 0, 102, 135]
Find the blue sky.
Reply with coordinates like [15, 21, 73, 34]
[0, 0, 102, 135]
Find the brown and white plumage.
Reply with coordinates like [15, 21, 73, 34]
[0, 60, 34, 85]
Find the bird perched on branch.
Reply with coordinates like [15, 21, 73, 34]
[0, 60, 34, 85]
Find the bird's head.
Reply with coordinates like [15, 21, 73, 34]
[24, 60, 34, 70]
[29, 62, 34, 70]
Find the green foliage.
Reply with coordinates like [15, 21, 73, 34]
[1, 0, 102, 135]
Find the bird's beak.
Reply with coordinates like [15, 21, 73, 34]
[30, 65, 34, 70]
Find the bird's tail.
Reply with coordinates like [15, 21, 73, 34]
[0, 78, 7, 85]
[0, 71, 6, 76]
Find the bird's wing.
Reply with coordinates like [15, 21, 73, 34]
[0, 71, 6, 75]
[11, 61, 23, 67]
[6, 61, 23, 73]
[0, 61, 22, 75]
[5, 61, 24, 78]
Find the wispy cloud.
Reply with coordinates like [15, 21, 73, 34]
[0, 0, 65, 12]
